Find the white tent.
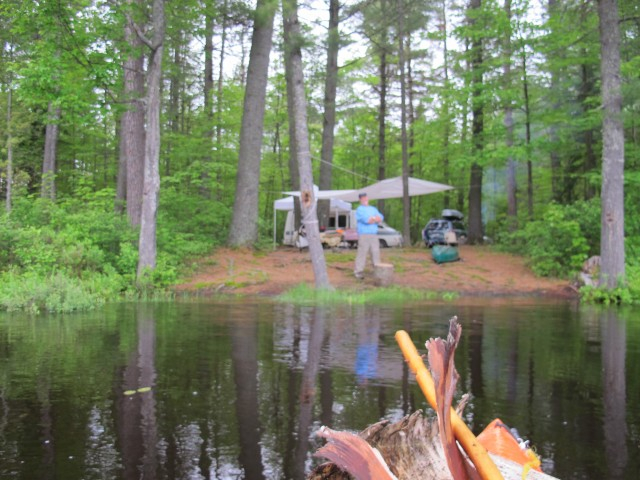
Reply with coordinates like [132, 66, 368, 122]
[335, 176, 453, 202]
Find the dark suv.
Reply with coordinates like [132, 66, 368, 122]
[422, 211, 467, 248]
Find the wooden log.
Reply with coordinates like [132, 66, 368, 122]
[374, 263, 394, 286]
[307, 324, 559, 480]
[307, 412, 560, 480]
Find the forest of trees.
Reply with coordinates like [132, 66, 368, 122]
[0, 0, 639, 310]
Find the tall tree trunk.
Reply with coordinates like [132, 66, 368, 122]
[521, 50, 534, 219]
[137, 0, 165, 281]
[407, 35, 415, 158]
[283, 0, 331, 288]
[504, 0, 517, 228]
[398, 0, 411, 245]
[407, 37, 421, 236]
[204, 2, 214, 116]
[167, 42, 182, 177]
[238, 26, 248, 85]
[41, 102, 60, 201]
[547, 0, 562, 202]
[598, 0, 625, 288]
[214, 0, 229, 200]
[377, 0, 388, 215]
[457, 38, 471, 214]
[441, 0, 451, 209]
[5, 88, 12, 213]
[317, 0, 340, 230]
[121, 0, 146, 226]
[580, 62, 597, 200]
[467, 0, 484, 244]
[228, 0, 276, 247]
[115, 121, 126, 214]
[283, 4, 301, 229]
[201, 0, 214, 200]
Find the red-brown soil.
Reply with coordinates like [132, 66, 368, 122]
[175, 245, 577, 299]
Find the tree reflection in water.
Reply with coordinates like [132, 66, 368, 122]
[602, 309, 627, 479]
[115, 304, 158, 480]
[0, 301, 639, 479]
[231, 313, 266, 480]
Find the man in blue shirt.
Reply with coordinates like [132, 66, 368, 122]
[354, 192, 384, 279]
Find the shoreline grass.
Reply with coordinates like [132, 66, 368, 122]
[276, 283, 459, 305]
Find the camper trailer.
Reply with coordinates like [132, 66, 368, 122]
[283, 205, 355, 246]
[276, 195, 402, 248]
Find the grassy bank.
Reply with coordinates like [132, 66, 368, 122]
[277, 283, 459, 305]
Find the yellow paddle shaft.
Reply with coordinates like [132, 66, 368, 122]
[395, 330, 504, 480]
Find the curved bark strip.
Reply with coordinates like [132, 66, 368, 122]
[426, 318, 480, 480]
[314, 427, 397, 480]
[309, 411, 451, 480]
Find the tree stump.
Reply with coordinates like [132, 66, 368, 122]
[374, 263, 394, 286]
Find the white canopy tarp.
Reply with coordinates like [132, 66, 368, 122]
[282, 185, 356, 200]
[274, 195, 352, 212]
[335, 176, 453, 202]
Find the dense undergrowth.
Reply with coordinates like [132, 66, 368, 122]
[494, 199, 640, 304]
[0, 188, 219, 313]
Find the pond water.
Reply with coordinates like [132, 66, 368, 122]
[0, 299, 639, 479]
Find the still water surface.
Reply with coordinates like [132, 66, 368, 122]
[0, 299, 638, 479]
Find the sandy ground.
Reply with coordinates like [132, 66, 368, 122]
[175, 245, 577, 299]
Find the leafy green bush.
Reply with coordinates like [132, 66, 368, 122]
[0, 193, 138, 312]
[579, 265, 639, 305]
[578, 237, 640, 305]
[559, 199, 601, 256]
[0, 187, 221, 312]
[0, 269, 122, 313]
[497, 202, 592, 277]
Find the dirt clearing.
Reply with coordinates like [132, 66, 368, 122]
[175, 245, 576, 299]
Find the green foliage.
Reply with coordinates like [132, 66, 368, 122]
[580, 283, 633, 305]
[579, 259, 640, 305]
[497, 202, 592, 277]
[0, 194, 137, 312]
[0, 269, 122, 313]
[0, 179, 228, 312]
[581, 249, 640, 305]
